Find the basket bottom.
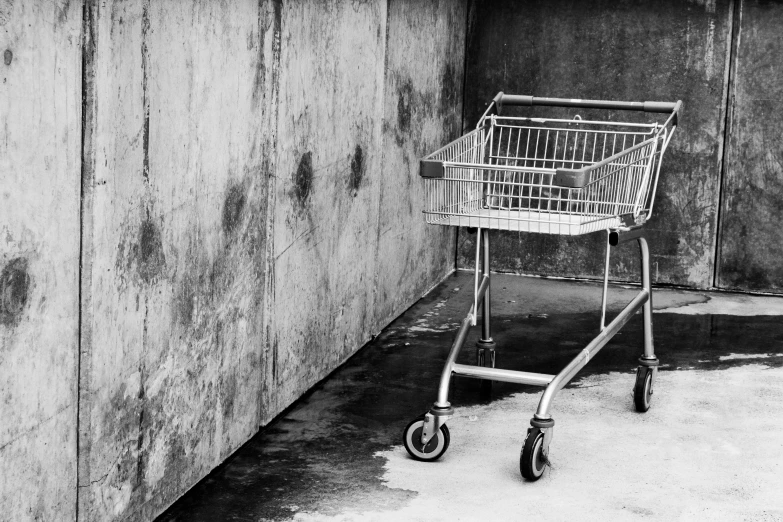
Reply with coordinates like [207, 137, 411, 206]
[427, 208, 621, 235]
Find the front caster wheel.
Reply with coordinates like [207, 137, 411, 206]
[634, 366, 654, 412]
[402, 417, 450, 461]
[520, 427, 548, 481]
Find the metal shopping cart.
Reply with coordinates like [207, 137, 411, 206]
[402, 92, 680, 480]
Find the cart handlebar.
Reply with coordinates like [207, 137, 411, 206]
[491, 92, 681, 124]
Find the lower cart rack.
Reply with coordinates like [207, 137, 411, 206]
[403, 92, 680, 480]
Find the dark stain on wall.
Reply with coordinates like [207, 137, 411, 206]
[349, 144, 364, 196]
[137, 219, 165, 283]
[100, 381, 145, 495]
[397, 79, 413, 133]
[0, 257, 30, 326]
[3, 49, 11, 66]
[439, 60, 458, 115]
[293, 152, 313, 207]
[221, 372, 238, 419]
[222, 183, 246, 235]
[55, 0, 70, 27]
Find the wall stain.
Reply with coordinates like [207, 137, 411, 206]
[55, 0, 70, 27]
[221, 372, 238, 419]
[293, 152, 313, 208]
[136, 219, 165, 283]
[439, 60, 458, 114]
[117, 217, 167, 286]
[397, 79, 413, 134]
[3, 49, 11, 66]
[0, 257, 30, 326]
[349, 144, 364, 197]
[222, 183, 246, 235]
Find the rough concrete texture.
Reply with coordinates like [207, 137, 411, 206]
[460, 0, 733, 289]
[717, 0, 783, 293]
[159, 272, 783, 521]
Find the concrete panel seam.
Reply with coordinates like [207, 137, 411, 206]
[76, 1, 97, 520]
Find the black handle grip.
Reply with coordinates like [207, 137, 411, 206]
[492, 92, 681, 120]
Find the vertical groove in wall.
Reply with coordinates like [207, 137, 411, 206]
[76, 0, 98, 518]
[372, 0, 391, 336]
[454, 0, 474, 271]
[713, 0, 742, 288]
[140, 0, 151, 185]
[261, 0, 282, 425]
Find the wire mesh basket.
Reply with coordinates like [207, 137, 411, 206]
[420, 97, 677, 235]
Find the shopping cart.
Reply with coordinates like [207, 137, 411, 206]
[403, 92, 680, 480]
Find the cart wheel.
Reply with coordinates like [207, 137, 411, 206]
[634, 366, 654, 412]
[402, 416, 450, 461]
[520, 427, 548, 481]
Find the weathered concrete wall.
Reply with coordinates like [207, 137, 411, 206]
[459, 0, 733, 288]
[265, 0, 388, 423]
[265, 0, 465, 424]
[716, 0, 783, 293]
[77, 1, 277, 520]
[0, 1, 82, 520]
[374, 0, 466, 330]
[3, 0, 454, 519]
[76, 0, 462, 520]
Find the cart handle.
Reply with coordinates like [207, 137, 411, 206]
[491, 92, 681, 125]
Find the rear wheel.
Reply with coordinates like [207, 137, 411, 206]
[634, 366, 654, 412]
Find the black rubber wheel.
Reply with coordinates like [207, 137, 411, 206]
[634, 366, 653, 412]
[402, 417, 450, 462]
[520, 427, 548, 481]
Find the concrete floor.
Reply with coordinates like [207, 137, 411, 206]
[158, 272, 783, 522]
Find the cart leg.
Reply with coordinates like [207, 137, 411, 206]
[635, 236, 659, 412]
[477, 229, 496, 361]
[476, 229, 496, 397]
[638, 237, 655, 362]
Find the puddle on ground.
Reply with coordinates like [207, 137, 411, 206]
[158, 282, 783, 522]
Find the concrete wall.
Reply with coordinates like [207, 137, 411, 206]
[1, 1, 465, 521]
[77, 1, 275, 519]
[1, 2, 82, 520]
[459, 0, 783, 295]
[716, 0, 783, 292]
[266, 0, 465, 422]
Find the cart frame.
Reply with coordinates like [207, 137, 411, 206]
[404, 92, 680, 480]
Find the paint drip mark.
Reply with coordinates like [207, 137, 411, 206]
[293, 151, 313, 208]
[349, 144, 364, 197]
[0, 257, 30, 326]
[222, 183, 246, 235]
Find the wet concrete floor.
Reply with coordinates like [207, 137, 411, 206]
[158, 272, 783, 521]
